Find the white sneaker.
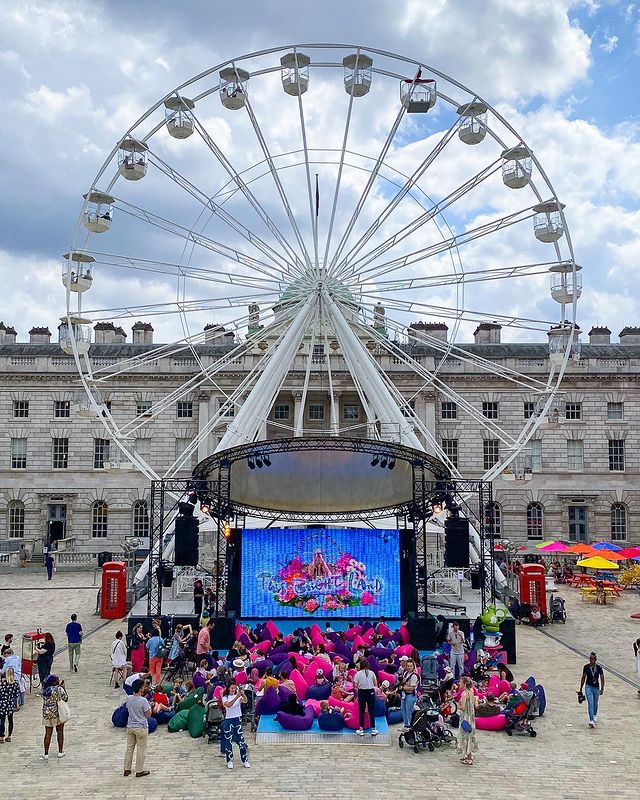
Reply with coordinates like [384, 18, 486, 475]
[593, 716, 598, 723]
[243, 762, 251, 769]
[57, 752, 66, 759]
[39, 754, 49, 761]
[227, 761, 234, 769]
[371, 728, 379, 736]
[356, 729, 364, 736]
[588, 721, 594, 728]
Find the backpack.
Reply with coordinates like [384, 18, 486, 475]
[156, 639, 170, 658]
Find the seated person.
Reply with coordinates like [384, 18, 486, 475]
[475, 691, 502, 717]
[497, 681, 518, 704]
[195, 659, 215, 683]
[279, 692, 305, 716]
[314, 668, 329, 687]
[124, 671, 152, 694]
[152, 685, 171, 714]
[257, 667, 279, 692]
[170, 678, 188, 708]
[314, 644, 332, 664]
[380, 679, 401, 710]
[470, 652, 490, 682]
[330, 678, 354, 703]
[332, 659, 347, 681]
[530, 603, 542, 626]
[280, 677, 297, 694]
[318, 699, 347, 727]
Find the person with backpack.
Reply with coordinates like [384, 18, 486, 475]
[398, 658, 419, 731]
[146, 630, 166, 686]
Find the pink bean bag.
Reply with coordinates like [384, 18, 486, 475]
[343, 704, 372, 730]
[309, 623, 323, 638]
[347, 669, 356, 681]
[312, 658, 333, 678]
[376, 622, 392, 637]
[362, 628, 375, 645]
[475, 714, 507, 731]
[344, 625, 362, 641]
[328, 696, 350, 713]
[251, 640, 271, 655]
[394, 644, 413, 657]
[377, 670, 396, 685]
[234, 623, 245, 640]
[287, 652, 308, 670]
[498, 679, 512, 696]
[397, 625, 410, 644]
[304, 699, 323, 717]
[289, 668, 308, 699]
[487, 674, 500, 692]
[351, 635, 366, 651]
[213, 685, 223, 700]
[234, 671, 248, 685]
[265, 620, 280, 640]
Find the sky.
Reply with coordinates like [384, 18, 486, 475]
[1, 0, 639, 347]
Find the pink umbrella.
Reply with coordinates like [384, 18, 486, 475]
[537, 541, 569, 552]
[617, 545, 640, 559]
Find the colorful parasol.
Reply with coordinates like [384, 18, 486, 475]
[534, 540, 556, 548]
[591, 541, 623, 551]
[537, 541, 569, 552]
[564, 543, 597, 555]
[576, 556, 620, 570]
[617, 546, 640, 559]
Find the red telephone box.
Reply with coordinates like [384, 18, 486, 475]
[101, 561, 127, 619]
[519, 563, 548, 617]
[22, 631, 45, 687]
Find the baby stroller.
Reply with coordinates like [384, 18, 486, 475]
[420, 655, 439, 692]
[205, 698, 224, 744]
[399, 702, 439, 753]
[419, 696, 455, 746]
[550, 595, 567, 624]
[505, 695, 537, 737]
[241, 684, 257, 732]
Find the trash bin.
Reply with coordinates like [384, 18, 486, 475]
[98, 551, 112, 568]
[470, 569, 480, 590]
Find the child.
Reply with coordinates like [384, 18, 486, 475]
[170, 678, 187, 708]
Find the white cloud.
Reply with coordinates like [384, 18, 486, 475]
[599, 34, 619, 52]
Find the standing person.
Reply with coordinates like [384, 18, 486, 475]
[353, 659, 379, 737]
[146, 629, 164, 687]
[193, 579, 205, 617]
[447, 621, 466, 680]
[633, 638, 640, 697]
[111, 631, 128, 688]
[40, 675, 68, 760]
[398, 658, 419, 731]
[34, 632, 55, 687]
[457, 676, 478, 766]
[220, 680, 250, 769]
[19, 543, 28, 568]
[0, 667, 20, 743]
[45, 551, 55, 581]
[196, 619, 214, 666]
[123, 679, 151, 777]
[65, 614, 83, 673]
[128, 624, 147, 674]
[579, 651, 605, 727]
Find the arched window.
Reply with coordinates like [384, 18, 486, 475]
[526, 502, 544, 540]
[610, 503, 627, 542]
[91, 501, 108, 538]
[485, 502, 501, 537]
[133, 500, 150, 538]
[7, 500, 25, 539]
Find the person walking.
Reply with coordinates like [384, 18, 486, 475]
[353, 659, 379, 737]
[579, 651, 605, 727]
[457, 676, 478, 766]
[123, 679, 151, 777]
[633, 638, 640, 697]
[0, 667, 20, 743]
[65, 614, 83, 673]
[111, 631, 128, 688]
[19, 543, 28, 568]
[34, 633, 55, 687]
[40, 675, 69, 760]
[220, 680, 250, 769]
[146, 629, 164, 687]
[447, 621, 466, 680]
[45, 552, 54, 581]
[398, 658, 419, 731]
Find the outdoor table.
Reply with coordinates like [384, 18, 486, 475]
[580, 586, 617, 604]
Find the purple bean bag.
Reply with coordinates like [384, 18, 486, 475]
[276, 704, 315, 731]
[370, 646, 394, 660]
[269, 645, 289, 658]
[387, 708, 403, 725]
[192, 672, 207, 690]
[278, 685, 293, 704]
[237, 632, 252, 648]
[255, 687, 280, 716]
[252, 659, 273, 677]
[306, 682, 331, 701]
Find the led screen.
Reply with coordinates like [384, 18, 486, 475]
[240, 527, 401, 618]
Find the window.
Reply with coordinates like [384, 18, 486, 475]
[13, 400, 29, 418]
[312, 343, 325, 363]
[568, 506, 588, 542]
[136, 400, 152, 417]
[526, 502, 544, 540]
[174, 438, 193, 469]
[567, 440, 584, 471]
[608, 439, 625, 471]
[610, 503, 627, 542]
[343, 404, 359, 420]
[441, 401, 457, 419]
[607, 402, 623, 420]
[133, 500, 150, 539]
[485, 502, 501, 537]
[10, 438, 27, 469]
[7, 500, 25, 539]
[93, 438, 110, 469]
[565, 402, 582, 420]
[523, 401, 535, 419]
[221, 403, 235, 418]
[441, 439, 458, 469]
[91, 501, 108, 538]
[274, 404, 290, 420]
[483, 439, 499, 471]
[177, 401, 193, 418]
[401, 399, 416, 418]
[309, 404, 324, 421]
[134, 438, 151, 461]
[482, 401, 499, 419]
[529, 440, 542, 472]
[52, 438, 69, 469]
[54, 400, 70, 418]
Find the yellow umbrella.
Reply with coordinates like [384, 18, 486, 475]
[576, 556, 620, 570]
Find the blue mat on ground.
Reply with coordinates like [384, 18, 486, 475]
[257, 714, 390, 737]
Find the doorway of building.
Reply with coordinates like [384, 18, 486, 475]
[568, 505, 588, 542]
[47, 504, 67, 547]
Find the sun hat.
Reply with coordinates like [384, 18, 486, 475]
[232, 658, 245, 669]
[316, 668, 324, 675]
[381, 680, 390, 688]
[399, 654, 409, 661]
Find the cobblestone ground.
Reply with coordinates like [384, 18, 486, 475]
[1, 568, 639, 800]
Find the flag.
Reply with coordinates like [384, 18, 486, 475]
[315, 173, 319, 217]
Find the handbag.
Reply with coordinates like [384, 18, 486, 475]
[58, 698, 72, 724]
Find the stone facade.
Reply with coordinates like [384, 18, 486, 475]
[1, 324, 639, 552]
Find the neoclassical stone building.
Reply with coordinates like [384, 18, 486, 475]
[1, 318, 639, 554]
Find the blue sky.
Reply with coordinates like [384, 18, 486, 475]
[0, 0, 638, 345]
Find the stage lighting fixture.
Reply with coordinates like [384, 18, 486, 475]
[370, 455, 379, 467]
[247, 457, 255, 469]
[178, 501, 194, 517]
[255, 455, 263, 468]
[388, 458, 396, 470]
[187, 491, 198, 505]
[263, 454, 271, 467]
[200, 497, 212, 514]
[380, 456, 388, 468]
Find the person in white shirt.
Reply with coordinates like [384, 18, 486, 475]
[111, 631, 128, 688]
[353, 660, 379, 737]
[447, 622, 466, 680]
[220, 681, 249, 769]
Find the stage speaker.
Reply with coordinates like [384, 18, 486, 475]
[500, 616, 517, 664]
[399, 529, 417, 617]
[159, 563, 173, 587]
[97, 551, 112, 567]
[444, 518, 470, 568]
[407, 612, 436, 650]
[210, 614, 237, 651]
[174, 515, 199, 566]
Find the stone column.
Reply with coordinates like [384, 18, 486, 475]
[293, 392, 303, 437]
[423, 391, 437, 456]
[197, 391, 210, 463]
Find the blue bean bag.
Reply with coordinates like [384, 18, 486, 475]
[154, 710, 175, 725]
[276, 705, 314, 731]
[318, 710, 345, 731]
[387, 708, 403, 726]
[374, 697, 387, 718]
[370, 646, 394, 660]
[147, 716, 158, 734]
[306, 683, 331, 701]
[112, 704, 129, 728]
[123, 684, 134, 696]
[255, 687, 280, 716]
[534, 685, 546, 716]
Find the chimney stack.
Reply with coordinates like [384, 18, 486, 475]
[409, 321, 448, 343]
[113, 326, 127, 344]
[132, 321, 154, 344]
[204, 323, 226, 343]
[588, 326, 611, 345]
[94, 322, 116, 344]
[618, 326, 640, 345]
[474, 322, 502, 344]
[29, 326, 52, 344]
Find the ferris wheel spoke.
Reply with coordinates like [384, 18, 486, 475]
[355, 204, 538, 284]
[145, 148, 301, 277]
[331, 114, 463, 279]
[190, 109, 309, 273]
[333, 157, 504, 282]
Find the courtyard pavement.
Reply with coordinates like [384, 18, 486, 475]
[1, 567, 639, 800]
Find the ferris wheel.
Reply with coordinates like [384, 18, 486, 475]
[63, 43, 580, 484]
